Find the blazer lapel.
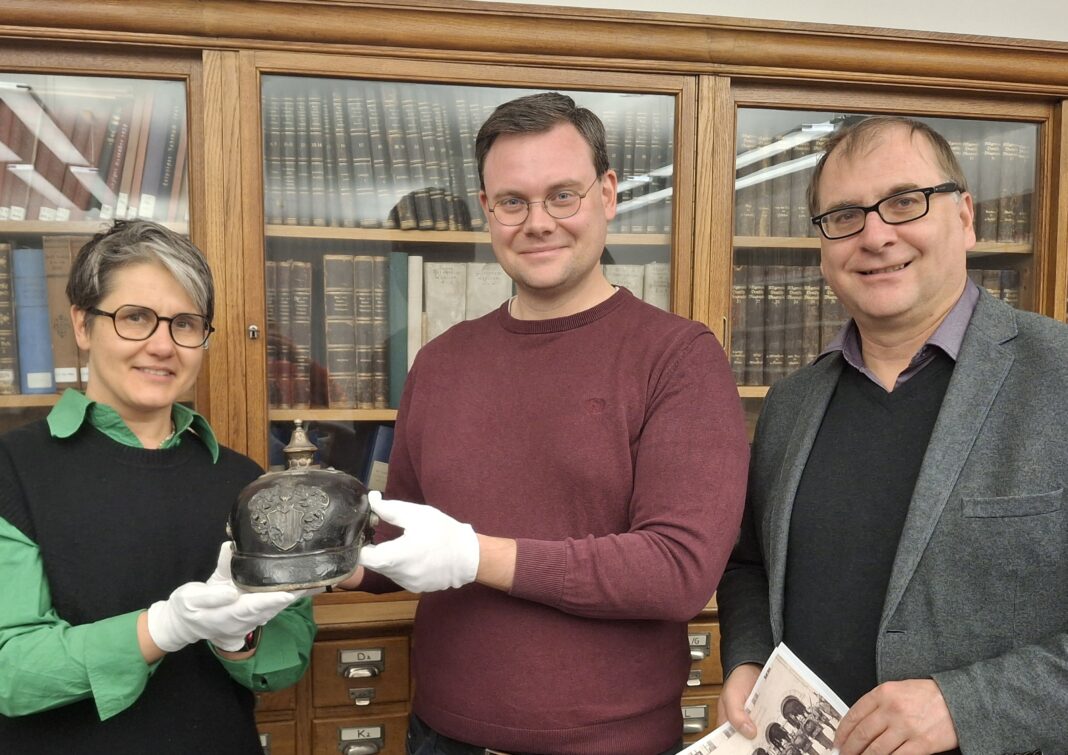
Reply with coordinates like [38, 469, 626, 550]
[881, 294, 1017, 626]
[768, 354, 842, 640]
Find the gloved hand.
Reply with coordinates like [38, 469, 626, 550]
[146, 543, 301, 652]
[357, 492, 480, 593]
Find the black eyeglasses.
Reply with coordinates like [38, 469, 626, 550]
[87, 305, 215, 348]
[488, 176, 600, 226]
[811, 182, 961, 240]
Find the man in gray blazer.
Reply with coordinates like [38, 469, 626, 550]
[717, 115, 1067, 755]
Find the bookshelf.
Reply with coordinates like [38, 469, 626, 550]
[252, 71, 686, 480]
[715, 90, 1055, 432]
[2, 2, 1068, 751]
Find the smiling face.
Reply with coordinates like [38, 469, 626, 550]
[479, 122, 617, 315]
[73, 261, 205, 425]
[815, 125, 976, 338]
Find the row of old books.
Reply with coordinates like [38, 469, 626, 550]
[730, 263, 1023, 387]
[264, 254, 671, 410]
[261, 81, 674, 234]
[0, 87, 188, 225]
[735, 122, 1033, 245]
[0, 237, 90, 395]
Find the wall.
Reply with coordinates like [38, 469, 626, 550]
[471, 0, 1068, 45]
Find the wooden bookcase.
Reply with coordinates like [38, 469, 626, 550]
[2, 2, 1068, 752]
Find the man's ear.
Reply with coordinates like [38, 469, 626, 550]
[600, 169, 618, 220]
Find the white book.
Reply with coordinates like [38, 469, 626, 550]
[680, 643, 847, 755]
[643, 262, 670, 310]
[465, 262, 513, 319]
[603, 263, 645, 299]
[406, 255, 423, 369]
[423, 261, 466, 343]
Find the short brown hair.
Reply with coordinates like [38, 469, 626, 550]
[67, 219, 215, 324]
[807, 115, 968, 216]
[475, 92, 610, 189]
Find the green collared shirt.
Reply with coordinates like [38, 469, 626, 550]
[46, 388, 221, 460]
[0, 391, 314, 721]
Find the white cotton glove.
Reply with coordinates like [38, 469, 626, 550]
[146, 543, 302, 652]
[357, 491, 480, 593]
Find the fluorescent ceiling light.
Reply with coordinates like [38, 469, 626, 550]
[0, 82, 89, 167]
[617, 186, 671, 215]
[69, 165, 115, 207]
[735, 150, 823, 191]
[617, 164, 673, 193]
[735, 121, 835, 170]
[7, 163, 77, 209]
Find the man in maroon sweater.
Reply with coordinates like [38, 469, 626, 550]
[343, 92, 748, 755]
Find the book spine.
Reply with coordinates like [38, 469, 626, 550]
[320, 88, 340, 229]
[800, 265, 823, 368]
[387, 251, 409, 409]
[784, 265, 805, 376]
[422, 261, 466, 344]
[264, 260, 281, 407]
[364, 87, 395, 229]
[354, 255, 375, 409]
[980, 268, 1002, 299]
[733, 132, 758, 237]
[262, 93, 285, 225]
[788, 138, 814, 238]
[370, 255, 390, 409]
[642, 262, 670, 311]
[381, 85, 416, 230]
[274, 260, 293, 408]
[289, 260, 313, 408]
[99, 97, 134, 221]
[138, 94, 181, 221]
[729, 263, 747, 384]
[306, 86, 327, 226]
[399, 89, 434, 230]
[12, 247, 55, 394]
[452, 90, 483, 230]
[280, 93, 299, 225]
[322, 254, 357, 408]
[116, 91, 148, 220]
[416, 92, 448, 231]
[42, 237, 80, 391]
[763, 264, 788, 386]
[1000, 268, 1020, 308]
[819, 278, 845, 351]
[0, 243, 18, 394]
[976, 127, 1002, 242]
[744, 263, 766, 386]
[329, 86, 357, 228]
[406, 254, 423, 369]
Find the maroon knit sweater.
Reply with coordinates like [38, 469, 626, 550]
[371, 287, 748, 754]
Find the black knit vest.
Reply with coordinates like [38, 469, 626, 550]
[783, 353, 953, 705]
[0, 420, 265, 754]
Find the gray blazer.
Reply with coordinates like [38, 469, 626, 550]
[718, 291, 1068, 754]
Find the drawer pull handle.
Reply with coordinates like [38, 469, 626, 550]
[683, 721, 706, 734]
[343, 745, 381, 755]
[344, 666, 380, 679]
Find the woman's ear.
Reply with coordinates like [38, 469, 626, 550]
[71, 305, 92, 351]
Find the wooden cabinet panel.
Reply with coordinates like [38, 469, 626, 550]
[258, 720, 297, 755]
[312, 711, 408, 755]
[312, 636, 409, 710]
[681, 692, 721, 745]
[687, 621, 723, 689]
[256, 685, 297, 713]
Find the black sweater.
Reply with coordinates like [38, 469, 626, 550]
[783, 354, 953, 705]
[0, 420, 266, 754]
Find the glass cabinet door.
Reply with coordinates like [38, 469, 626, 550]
[0, 71, 189, 432]
[729, 108, 1039, 395]
[259, 76, 677, 480]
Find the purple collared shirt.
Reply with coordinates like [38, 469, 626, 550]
[821, 279, 980, 390]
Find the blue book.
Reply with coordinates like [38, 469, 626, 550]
[361, 423, 395, 491]
[387, 251, 408, 408]
[12, 247, 55, 394]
